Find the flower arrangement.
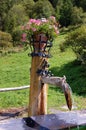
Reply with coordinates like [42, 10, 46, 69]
[21, 16, 59, 43]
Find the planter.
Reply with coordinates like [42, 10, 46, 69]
[32, 33, 48, 51]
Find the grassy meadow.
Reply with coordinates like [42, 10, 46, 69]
[0, 34, 86, 112]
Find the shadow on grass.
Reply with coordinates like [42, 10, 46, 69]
[50, 60, 86, 97]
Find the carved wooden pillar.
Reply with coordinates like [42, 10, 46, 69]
[28, 33, 49, 116]
[28, 56, 48, 116]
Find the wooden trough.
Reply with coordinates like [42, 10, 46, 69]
[0, 111, 86, 130]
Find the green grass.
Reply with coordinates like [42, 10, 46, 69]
[71, 126, 86, 130]
[0, 51, 31, 87]
[0, 34, 86, 111]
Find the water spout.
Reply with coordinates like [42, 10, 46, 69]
[41, 75, 72, 110]
[63, 83, 72, 110]
[57, 75, 72, 110]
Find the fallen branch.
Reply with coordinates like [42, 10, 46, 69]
[0, 85, 30, 92]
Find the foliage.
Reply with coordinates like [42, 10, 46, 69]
[71, 6, 86, 25]
[0, 0, 86, 34]
[31, 0, 55, 19]
[73, 0, 86, 12]
[55, 0, 86, 27]
[21, 16, 59, 43]
[4, 4, 28, 33]
[62, 25, 86, 64]
[58, 0, 73, 27]
[12, 26, 23, 46]
[0, 0, 22, 30]
[0, 31, 13, 48]
[22, 0, 35, 17]
[0, 0, 12, 30]
[49, 0, 59, 8]
[79, 0, 86, 12]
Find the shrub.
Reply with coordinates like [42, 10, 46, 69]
[0, 31, 13, 48]
[12, 26, 23, 46]
[62, 25, 86, 64]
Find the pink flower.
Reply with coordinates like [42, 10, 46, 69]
[31, 28, 37, 32]
[21, 26, 25, 30]
[29, 19, 36, 24]
[35, 19, 41, 25]
[49, 16, 56, 21]
[21, 16, 59, 43]
[53, 25, 59, 34]
[21, 33, 27, 42]
[55, 30, 59, 34]
[25, 25, 30, 30]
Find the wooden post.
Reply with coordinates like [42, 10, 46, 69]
[28, 56, 48, 116]
[28, 33, 72, 115]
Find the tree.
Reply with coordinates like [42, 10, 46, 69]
[55, 0, 63, 20]
[31, 0, 55, 19]
[49, 0, 59, 8]
[57, 0, 73, 27]
[72, 0, 81, 6]
[0, 0, 24, 31]
[71, 6, 86, 25]
[22, 0, 35, 17]
[80, 0, 86, 12]
[0, 0, 12, 30]
[73, 0, 86, 12]
[4, 4, 28, 33]
[63, 25, 86, 64]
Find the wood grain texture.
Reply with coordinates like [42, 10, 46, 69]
[28, 56, 48, 116]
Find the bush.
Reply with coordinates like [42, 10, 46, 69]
[62, 25, 86, 64]
[0, 31, 13, 48]
[12, 26, 23, 46]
